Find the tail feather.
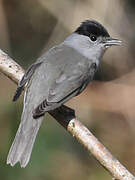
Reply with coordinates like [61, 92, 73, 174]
[7, 115, 43, 167]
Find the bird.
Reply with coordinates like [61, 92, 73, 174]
[7, 20, 121, 167]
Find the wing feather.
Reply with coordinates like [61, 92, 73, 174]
[33, 62, 97, 118]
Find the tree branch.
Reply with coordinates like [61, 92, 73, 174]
[0, 49, 134, 180]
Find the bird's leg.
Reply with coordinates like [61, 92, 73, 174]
[49, 105, 76, 128]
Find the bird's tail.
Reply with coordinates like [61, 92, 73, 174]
[7, 111, 44, 168]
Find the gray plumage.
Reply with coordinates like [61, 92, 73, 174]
[7, 20, 121, 167]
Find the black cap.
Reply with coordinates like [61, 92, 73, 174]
[75, 20, 110, 38]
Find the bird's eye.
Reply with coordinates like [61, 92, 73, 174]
[90, 35, 97, 42]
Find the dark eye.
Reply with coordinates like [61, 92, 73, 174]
[90, 35, 97, 42]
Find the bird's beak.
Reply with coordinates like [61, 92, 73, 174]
[103, 37, 122, 48]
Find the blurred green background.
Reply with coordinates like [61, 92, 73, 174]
[0, 0, 135, 179]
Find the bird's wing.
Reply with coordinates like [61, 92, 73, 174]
[33, 70, 83, 118]
[13, 61, 42, 101]
[33, 55, 97, 118]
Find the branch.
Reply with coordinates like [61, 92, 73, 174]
[0, 49, 134, 180]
